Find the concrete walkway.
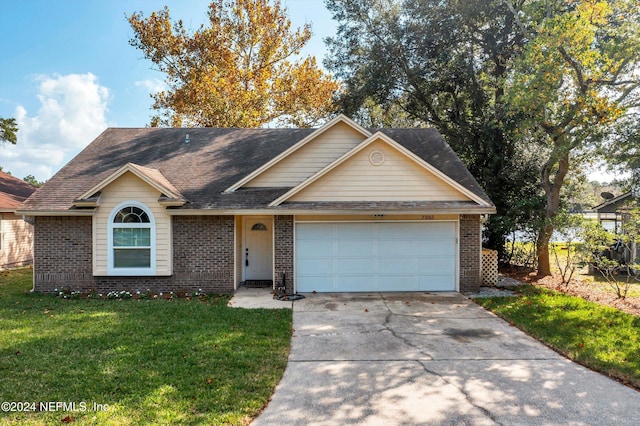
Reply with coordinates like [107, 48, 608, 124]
[252, 292, 640, 425]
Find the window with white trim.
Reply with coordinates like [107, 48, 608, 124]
[108, 202, 156, 275]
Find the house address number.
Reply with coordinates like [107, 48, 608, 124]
[421, 215, 435, 220]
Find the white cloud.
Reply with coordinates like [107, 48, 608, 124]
[135, 78, 166, 94]
[0, 73, 109, 181]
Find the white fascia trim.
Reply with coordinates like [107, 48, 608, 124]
[78, 163, 181, 201]
[269, 131, 492, 207]
[166, 207, 496, 215]
[223, 114, 371, 193]
[15, 209, 95, 216]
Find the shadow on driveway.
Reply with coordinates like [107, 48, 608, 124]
[253, 292, 640, 425]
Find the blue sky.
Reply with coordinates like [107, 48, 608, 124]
[0, 0, 336, 181]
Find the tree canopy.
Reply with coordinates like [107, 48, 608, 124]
[325, 0, 543, 258]
[0, 117, 17, 144]
[505, 0, 640, 275]
[129, 0, 340, 128]
[325, 0, 640, 274]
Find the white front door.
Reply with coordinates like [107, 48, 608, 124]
[243, 217, 273, 281]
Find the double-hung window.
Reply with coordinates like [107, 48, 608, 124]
[108, 202, 156, 275]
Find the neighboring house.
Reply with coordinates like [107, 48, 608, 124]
[593, 191, 638, 264]
[17, 115, 495, 294]
[0, 172, 37, 269]
[593, 191, 635, 233]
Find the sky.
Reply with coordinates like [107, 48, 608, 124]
[0, 0, 623, 184]
[0, 0, 337, 181]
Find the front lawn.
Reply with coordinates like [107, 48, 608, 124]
[0, 268, 292, 425]
[474, 285, 640, 390]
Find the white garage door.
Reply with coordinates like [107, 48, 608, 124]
[295, 222, 457, 292]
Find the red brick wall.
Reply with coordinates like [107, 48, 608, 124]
[459, 214, 481, 292]
[33, 215, 235, 294]
[33, 216, 93, 291]
[274, 215, 294, 293]
[172, 216, 234, 293]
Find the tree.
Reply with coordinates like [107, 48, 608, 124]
[602, 113, 640, 189]
[325, 0, 543, 259]
[0, 117, 17, 144]
[23, 175, 45, 188]
[505, 0, 640, 276]
[128, 0, 339, 128]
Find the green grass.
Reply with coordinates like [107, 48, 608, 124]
[0, 268, 292, 425]
[474, 285, 640, 389]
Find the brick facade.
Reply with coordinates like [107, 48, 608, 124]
[33, 213, 483, 295]
[33, 215, 235, 294]
[459, 214, 482, 292]
[33, 216, 93, 290]
[273, 215, 294, 293]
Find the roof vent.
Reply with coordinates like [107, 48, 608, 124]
[185, 133, 190, 144]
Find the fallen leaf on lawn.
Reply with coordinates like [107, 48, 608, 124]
[206, 378, 213, 384]
[61, 416, 73, 423]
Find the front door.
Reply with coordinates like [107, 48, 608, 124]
[243, 217, 273, 281]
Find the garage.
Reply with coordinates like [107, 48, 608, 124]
[295, 221, 457, 292]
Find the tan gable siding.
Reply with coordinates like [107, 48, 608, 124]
[289, 140, 472, 202]
[245, 121, 366, 187]
[0, 213, 33, 269]
[93, 172, 172, 276]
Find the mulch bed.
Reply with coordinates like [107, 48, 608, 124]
[500, 265, 640, 317]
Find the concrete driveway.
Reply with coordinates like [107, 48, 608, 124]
[253, 292, 640, 425]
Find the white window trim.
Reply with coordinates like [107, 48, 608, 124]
[107, 201, 157, 276]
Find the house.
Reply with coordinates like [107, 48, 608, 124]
[593, 190, 638, 264]
[17, 115, 495, 294]
[1, 171, 37, 269]
[593, 191, 635, 233]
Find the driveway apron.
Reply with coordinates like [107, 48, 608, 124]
[253, 292, 640, 426]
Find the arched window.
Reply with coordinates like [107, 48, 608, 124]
[108, 202, 156, 275]
[251, 222, 268, 231]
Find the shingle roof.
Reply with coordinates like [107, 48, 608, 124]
[19, 126, 494, 212]
[0, 171, 37, 211]
[592, 191, 633, 213]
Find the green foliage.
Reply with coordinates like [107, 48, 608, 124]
[325, 0, 543, 259]
[22, 175, 45, 188]
[550, 212, 586, 285]
[602, 113, 640, 187]
[0, 117, 17, 144]
[507, 241, 538, 269]
[505, 0, 640, 275]
[580, 210, 640, 298]
[0, 268, 292, 425]
[475, 285, 640, 389]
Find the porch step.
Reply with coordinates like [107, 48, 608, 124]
[242, 280, 273, 288]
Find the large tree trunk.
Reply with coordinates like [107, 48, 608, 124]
[536, 149, 570, 277]
[536, 223, 554, 276]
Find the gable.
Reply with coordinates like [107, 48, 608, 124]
[243, 121, 368, 188]
[93, 171, 172, 276]
[285, 138, 473, 203]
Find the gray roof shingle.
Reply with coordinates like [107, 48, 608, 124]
[19, 126, 494, 212]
